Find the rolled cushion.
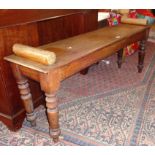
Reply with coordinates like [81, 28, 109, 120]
[13, 43, 56, 65]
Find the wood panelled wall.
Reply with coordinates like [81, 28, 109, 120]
[0, 9, 98, 131]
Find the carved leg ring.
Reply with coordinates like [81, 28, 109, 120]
[17, 79, 36, 126]
[117, 48, 123, 68]
[45, 93, 60, 143]
[138, 40, 146, 73]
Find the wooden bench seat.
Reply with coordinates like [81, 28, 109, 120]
[4, 24, 150, 142]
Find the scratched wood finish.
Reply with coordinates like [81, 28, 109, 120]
[5, 24, 150, 142]
[0, 9, 98, 131]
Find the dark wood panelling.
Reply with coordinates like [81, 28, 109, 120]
[38, 17, 65, 44]
[0, 24, 40, 115]
[63, 13, 85, 37]
[83, 10, 98, 32]
[0, 9, 87, 28]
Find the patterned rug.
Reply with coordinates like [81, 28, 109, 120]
[0, 41, 155, 146]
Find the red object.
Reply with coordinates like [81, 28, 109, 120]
[125, 10, 140, 56]
[125, 42, 139, 56]
[128, 10, 137, 18]
[136, 9, 155, 18]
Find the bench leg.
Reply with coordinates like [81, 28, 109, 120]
[10, 64, 36, 126]
[117, 49, 124, 68]
[45, 93, 60, 143]
[138, 40, 146, 73]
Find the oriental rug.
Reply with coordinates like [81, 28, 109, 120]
[0, 42, 155, 146]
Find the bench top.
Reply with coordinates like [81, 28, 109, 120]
[5, 24, 150, 73]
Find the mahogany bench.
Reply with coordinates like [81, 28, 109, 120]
[4, 24, 150, 142]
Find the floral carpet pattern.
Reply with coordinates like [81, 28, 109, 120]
[0, 41, 155, 146]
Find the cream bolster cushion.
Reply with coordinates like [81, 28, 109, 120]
[13, 43, 56, 65]
[121, 16, 148, 26]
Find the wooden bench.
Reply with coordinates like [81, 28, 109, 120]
[4, 24, 150, 142]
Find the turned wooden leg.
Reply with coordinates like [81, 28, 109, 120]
[45, 93, 60, 143]
[138, 40, 146, 73]
[117, 49, 123, 68]
[11, 64, 36, 126]
[17, 79, 36, 126]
